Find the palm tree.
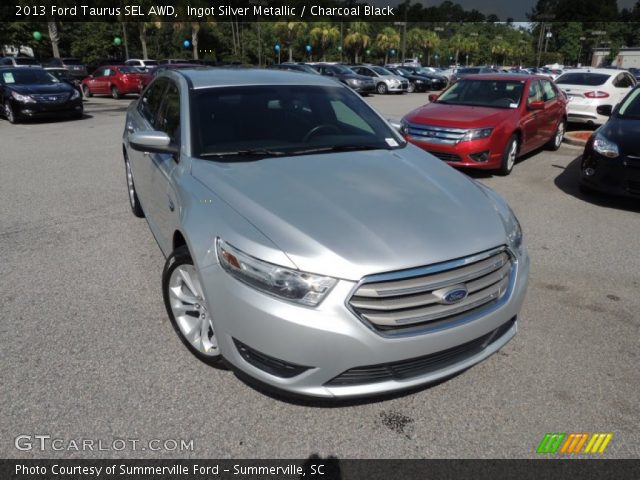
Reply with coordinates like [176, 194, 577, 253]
[309, 23, 340, 61]
[407, 28, 440, 66]
[344, 22, 370, 64]
[274, 21, 307, 62]
[376, 27, 400, 65]
[448, 34, 466, 66]
[47, 18, 60, 58]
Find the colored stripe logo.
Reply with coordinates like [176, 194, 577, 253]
[537, 433, 613, 454]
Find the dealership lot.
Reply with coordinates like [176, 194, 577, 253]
[1, 94, 639, 459]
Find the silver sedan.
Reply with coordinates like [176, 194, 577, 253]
[122, 68, 529, 399]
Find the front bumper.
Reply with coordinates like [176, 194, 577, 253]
[385, 81, 408, 93]
[406, 135, 504, 170]
[198, 247, 529, 398]
[11, 99, 83, 119]
[581, 150, 640, 198]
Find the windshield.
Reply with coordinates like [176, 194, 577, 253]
[192, 85, 404, 158]
[437, 79, 525, 109]
[1, 69, 59, 85]
[617, 88, 640, 118]
[371, 66, 393, 76]
[555, 72, 609, 86]
[118, 66, 143, 73]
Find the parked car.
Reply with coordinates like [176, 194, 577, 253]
[628, 67, 640, 81]
[450, 66, 498, 84]
[125, 59, 159, 71]
[401, 74, 567, 175]
[46, 57, 87, 78]
[159, 59, 190, 65]
[395, 66, 448, 90]
[0, 66, 82, 123]
[0, 56, 41, 67]
[122, 68, 529, 398]
[555, 68, 637, 125]
[580, 85, 640, 198]
[349, 65, 408, 94]
[311, 63, 375, 95]
[152, 63, 206, 77]
[81, 65, 152, 99]
[385, 66, 432, 93]
[266, 63, 320, 75]
[44, 67, 82, 95]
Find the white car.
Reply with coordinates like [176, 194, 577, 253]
[556, 68, 637, 125]
[124, 59, 159, 71]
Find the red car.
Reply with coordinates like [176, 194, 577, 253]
[401, 74, 567, 175]
[81, 65, 152, 99]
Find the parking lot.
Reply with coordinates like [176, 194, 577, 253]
[1, 92, 639, 459]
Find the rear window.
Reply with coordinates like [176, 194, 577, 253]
[62, 58, 82, 65]
[14, 57, 39, 65]
[556, 73, 609, 86]
[118, 66, 143, 73]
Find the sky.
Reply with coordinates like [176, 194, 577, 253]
[379, 0, 638, 22]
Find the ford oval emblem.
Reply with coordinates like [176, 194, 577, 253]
[441, 287, 468, 305]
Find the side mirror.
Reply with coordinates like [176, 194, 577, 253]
[388, 120, 402, 132]
[596, 104, 613, 117]
[428, 93, 439, 102]
[528, 100, 545, 110]
[129, 131, 178, 154]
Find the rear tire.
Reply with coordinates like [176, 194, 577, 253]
[498, 135, 518, 176]
[546, 120, 565, 151]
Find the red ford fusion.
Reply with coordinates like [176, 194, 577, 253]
[81, 65, 152, 99]
[401, 75, 567, 175]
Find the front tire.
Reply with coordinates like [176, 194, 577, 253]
[546, 120, 565, 151]
[111, 86, 121, 99]
[4, 102, 17, 124]
[82, 85, 92, 98]
[499, 135, 519, 176]
[163, 246, 223, 365]
[407, 82, 416, 93]
[124, 152, 144, 218]
[376, 82, 388, 94]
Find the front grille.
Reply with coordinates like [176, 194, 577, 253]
[325, 317, 516, 386]
[31, 93, 70, 103]
[400, 81, 409, 88]
[233, 338, 311, 378]
[428, 150, 462, 162]
[348, 247, 513, 331]
[405, 122, 467, 145]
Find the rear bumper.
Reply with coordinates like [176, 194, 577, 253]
[566, 103, 608, 125]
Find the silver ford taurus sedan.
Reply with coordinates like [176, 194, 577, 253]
[122, 68, 529, 399]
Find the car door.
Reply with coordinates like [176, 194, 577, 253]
[145, 80, 182, 253]
[127, 78, 169, 217]
[520, 80, 544, 152]
[540, 79, 563, 143]
[86, 67, 104, 93]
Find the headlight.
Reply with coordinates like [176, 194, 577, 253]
[506, 210, 523, 254]
[389, 79, 400, 85]
[216, 239, 337, 307]
[400, 118, 409, 134]
[592, 131, 619, 158]
[415, 79, 424, 83]
[70, 89, 80, 100]
[459, 128, 493, 143]
[11, 91, 36, 104]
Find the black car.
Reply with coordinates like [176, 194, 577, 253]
[311, 64, 376, 95]
[395, 66, 448, 91]
[45, 67, 82, 95]
[385, 66, 435, 93]
[580, 86, 640, 198]
[266, 63, 320, 75]
[46, 57, 88, 78]
[0, 67, 83, 123]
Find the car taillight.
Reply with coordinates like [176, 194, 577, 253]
[584, 91, 609, 98]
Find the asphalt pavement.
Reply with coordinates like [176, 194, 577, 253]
[1, 93, 638, 459]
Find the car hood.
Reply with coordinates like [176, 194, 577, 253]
[405, 103, 514, 129]
[8, 83, 74, 95]
[191, 145, 507, 281]
[600, 116, 640, 155]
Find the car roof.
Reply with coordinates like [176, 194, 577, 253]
[174, 68, 342, 89]
[456, 74, 541, 81]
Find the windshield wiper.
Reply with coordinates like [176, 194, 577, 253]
[199, 148, 287, 158]
[288, 144, 386, 155]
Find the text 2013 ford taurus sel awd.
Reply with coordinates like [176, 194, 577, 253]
[122, 68, 529, 399]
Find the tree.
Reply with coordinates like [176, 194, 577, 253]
[557, 22, 583, 65]
[47, 18, 60, 58]
[376, 27, 400, 65]
[309, 23, 340, 62]
[274, 21, 306, 62]
[344, 22, 370, 64]
[448, 34, 466, 65]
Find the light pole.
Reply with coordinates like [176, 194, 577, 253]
[577, 36, 586, 66]
[394, 21, 407, 62]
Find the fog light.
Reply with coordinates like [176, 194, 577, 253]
[584, 167, 596, 176]
[470, 151, 490, 162]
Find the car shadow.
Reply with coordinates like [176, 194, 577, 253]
[460, 148, 541, 179]
[553, 154, 640, 213]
